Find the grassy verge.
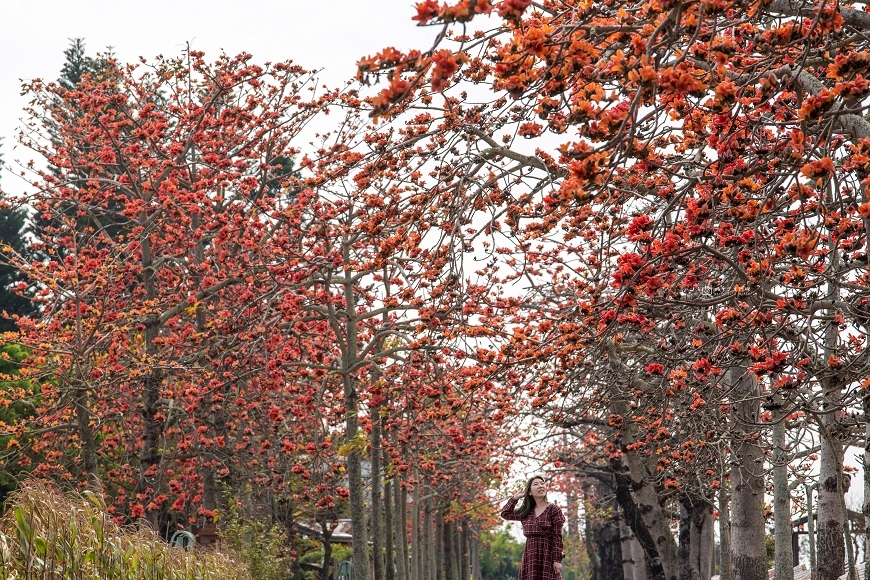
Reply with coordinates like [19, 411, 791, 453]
[0, 482, 249, 579]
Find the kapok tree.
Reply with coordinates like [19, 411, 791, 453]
[5, 50, 333, 528]
[359, 1, 870, 580]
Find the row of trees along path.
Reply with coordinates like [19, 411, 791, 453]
[9, 0, 870, 579]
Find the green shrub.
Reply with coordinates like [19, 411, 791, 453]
[219, 493, 288, 580]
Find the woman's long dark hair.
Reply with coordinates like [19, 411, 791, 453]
[515, 476, 547, 519]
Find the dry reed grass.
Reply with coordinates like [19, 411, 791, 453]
[0, 481, 249, 580]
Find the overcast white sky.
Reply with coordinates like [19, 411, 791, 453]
[0, 0, 439, 192]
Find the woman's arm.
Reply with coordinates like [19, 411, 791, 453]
[551, 505, 566, 562]
[499, 495, 524, 521]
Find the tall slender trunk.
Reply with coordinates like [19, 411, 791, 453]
[392, 478, 408, 580]
[319, 519, 334, 580]
[384, 476, 395, 580]
[807, 485, 817, 580]
[679, 500, 692, 580]
[817, 249, 846, 580]
[338, 237, 370, 580]
[773, 416, 794, 580]
[412, 481, 421, 580]
[567, 492, 579, 537]
[444, 520, 455, 580]
[372, 408, 385, 580]
[138, 231, 162, 527]
[460, 522, 469, 580]
[864, 393, 870, 580]
[400, 484, 410, 580]
[729, 367, 766, 580]
[817, 385, 846, 580]
[471, 531, 482, 580]
[436, 509, 445, 580]
[718, 483, 732, 580]
[452, 522, 461, 580]
[425, 502, 435, 580]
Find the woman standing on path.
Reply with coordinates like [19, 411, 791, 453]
[500, 476, 566, 580]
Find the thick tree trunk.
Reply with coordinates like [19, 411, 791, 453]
[613, 399, 679, 580]
[718, 484, 732, 580]
[679, 500, 692, 580]
[589, 493, 626, 580]
[817, 413, 845, 580]
[622, 523, 638, 580]
[678, 496, 712, 580]
[817, 260, 846, 580]
[729, 368, 767, 580]
[611, 457, 668, 580]
[773, 417, 794, 580]
[694, 504, 713, 580]
[631, 535, 647, 580]
[443, 520, 455, 580]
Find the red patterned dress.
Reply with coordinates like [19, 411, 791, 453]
[500, 497, 566, 580]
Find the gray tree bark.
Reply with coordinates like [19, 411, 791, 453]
[412, 481, 421, 580]
[691, 502, 713, 580]
[622, 523, 638, 580]
[435, 509, 444, 580]
[729, 368, 767, 580]
[384, 476, 395, 580]
[817, 381, 845, 580]
[773, 416, 794, 580]
[631, 535, 647, 580]
[392, 477, 408, 580]
[718, 484, 732, 580]
[400, 485, 410, 580]
[864, 394, 870, 580]
[807, 485, 816, 580]
[472, 530, 482, 580]
[371, 408, 385, 580]
[613, 400, 678, 580]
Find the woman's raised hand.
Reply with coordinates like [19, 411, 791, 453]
[512, 490, 525, 500]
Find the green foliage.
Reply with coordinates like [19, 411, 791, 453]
[219, 493, 288, 580]
[766, 535, 775, 567]
[480, 527, 524, 580]
[58, 38, 113, 90]
[0, 344, 37, 502]
[0, 144, 36, 332]
[0, 481, 247, 579]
